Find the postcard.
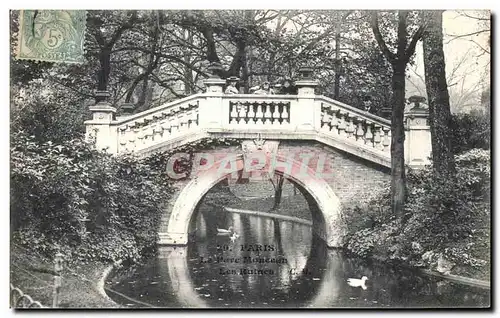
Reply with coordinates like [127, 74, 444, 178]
[10, 9, 490, 309]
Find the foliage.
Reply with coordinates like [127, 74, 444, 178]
[450, 111, 490, 154]
[11, 131, 171, 264]
[11, 10, 401, 114]
[10, 131, 244, 264]
[345, 149, 490, 279]
[11, 80, 90, 144]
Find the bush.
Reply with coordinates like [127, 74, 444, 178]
[11, 131, 172, 264]
[345, 149, 490, 278]
[450, 112, 490, 154]
[10, 130, 243, 264]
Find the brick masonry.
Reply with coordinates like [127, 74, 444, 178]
[276, 140, 391, 206]
[158, 140, 391, 243]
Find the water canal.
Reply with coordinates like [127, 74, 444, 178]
[106, 212, 490, 308]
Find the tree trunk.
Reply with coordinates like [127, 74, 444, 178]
[228, 40, 246, 77]
[241, 47, 250, 93]
[423, 10, 456, 176]
[97, 49, 111, 102]
[183, 30, 194, 95]
[390, 63, 407, 219]
[334, 31, 341, 99]
[370, 10, 424, 222]
[137, 77, 151, 110]
[272, 176, 285, 211]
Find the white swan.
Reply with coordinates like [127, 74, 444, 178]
[347, 276, 368, 290]
[230, 232, 240, 243]
[216, 226, 234, 236]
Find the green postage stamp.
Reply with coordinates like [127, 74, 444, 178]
[16, 10, 86, 63]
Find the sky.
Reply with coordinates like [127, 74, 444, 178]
[407, 10, 490, 112]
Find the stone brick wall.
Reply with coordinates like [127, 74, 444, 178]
[277, 140, 391, 206]
[158, 140, 391, 244]
[177, 141, 391, 207]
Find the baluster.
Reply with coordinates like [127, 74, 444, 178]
[170, 115, 180, 135]
[330, 111, 339, 134]
[264, 103, 272, 125]
[185, 110, 192, 129]
[272, 103, 280, 125]
[373, 125, 382, 150]
[346, 116, 355, 138]
[161, 117, 171, 139]
[364, 122, 374, 147]
[255, 104, 264, 125]
[143, 126, 153, 146]
[119, 138, 127, 152]
[281, 104, 289, 124]
[238, 104, 248, 125]
[135, 127, 144, 148]
[121, 125, 131, 152]
[153, 121, 162, 141]
[382, 127, 390, 151]
[355, 120, 365, 143]
[247, 103, 255, 125]
[230, 103, 238, 125]
[338, 112, 347, 136]
[179, 113, 189, 132]
[321, 112, 331, 131]
[127, 138, 135, 152]
[128, 125, 138, 151]
[189, 109, 198, 128]
[118, 126, 127, 151]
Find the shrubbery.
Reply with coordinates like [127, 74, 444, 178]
[11, 131, 172, 264]
[10, 128, 242, 264]
[345, 149, 490, 279]
[450, 111, 490, 154]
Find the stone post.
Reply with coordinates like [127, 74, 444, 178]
[115, 102, 135, 120]
[52, 252, 63, 308]
[293, 67, 320, 131]
[199, 62, 227, 129]
[404, 96, 432, 167]
[84, 91, 118, 153]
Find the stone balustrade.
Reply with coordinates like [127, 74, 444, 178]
[85, 80, 431, 168]
[115, 96, 200, 152]
[319, 96, 392, 153]
[227, 95, 293, 127]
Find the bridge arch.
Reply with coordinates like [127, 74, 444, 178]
[163, 154, 347, 247]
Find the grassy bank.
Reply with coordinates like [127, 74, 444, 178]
[10, 243, 119, 308]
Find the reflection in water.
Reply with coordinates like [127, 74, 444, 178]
[159, 247, 208, 308]
[107, 214, 490, 308]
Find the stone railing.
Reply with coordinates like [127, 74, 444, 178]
[227, 95, 293, 127]
[318, 96, 392, 153]
[85, 78, 431, 168]
[115, 95, 201, 153]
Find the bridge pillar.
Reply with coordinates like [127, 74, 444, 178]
[84, 91, 118, 153]
[404, 97, 432, 168]
[200, 78, 227, 128]
[294, 75, 320, 131]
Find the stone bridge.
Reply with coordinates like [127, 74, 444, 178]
[85, 77, 431, 248]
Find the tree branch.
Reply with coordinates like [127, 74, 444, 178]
[404, 25, 424, 63]
[370, 12, 396, 64]
[106, 11, 138, 49]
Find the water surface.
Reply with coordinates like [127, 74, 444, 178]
[107, 213, 490, 308]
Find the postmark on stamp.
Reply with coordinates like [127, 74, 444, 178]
[16, 10, 86, 63]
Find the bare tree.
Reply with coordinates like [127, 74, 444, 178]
[445, 10, 490, 56]
[269, 175, 285, 211]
